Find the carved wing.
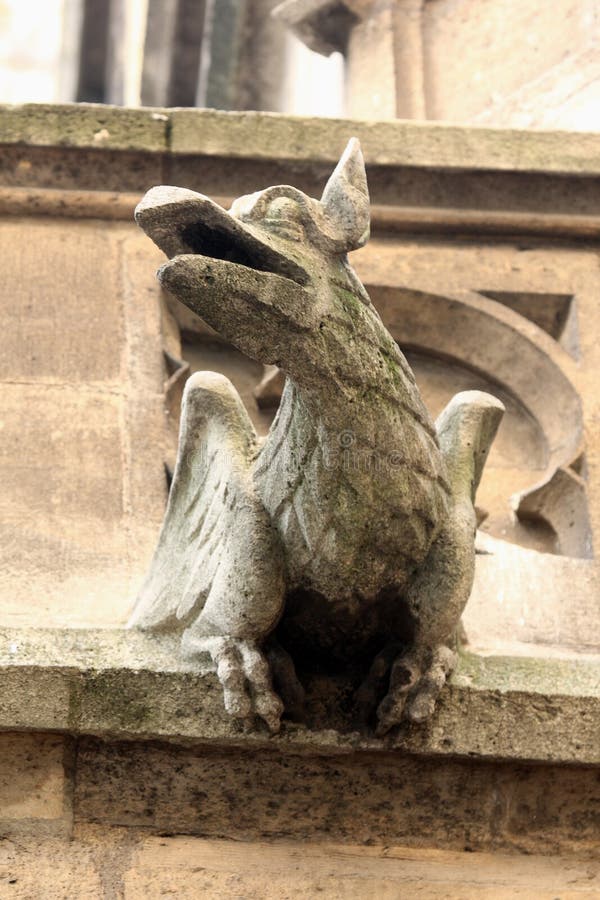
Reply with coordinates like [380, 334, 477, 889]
[128, 372, 259, 630]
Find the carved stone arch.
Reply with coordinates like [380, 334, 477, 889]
[368, 285, 591, 558]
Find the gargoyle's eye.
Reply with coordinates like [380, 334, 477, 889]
[263, 197, 305, 240]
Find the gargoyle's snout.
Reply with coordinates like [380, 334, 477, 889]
[135, 136, 371, 284]
[135, 185, 309, 287]
[135, 185, 318, 363]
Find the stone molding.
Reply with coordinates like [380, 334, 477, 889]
[2, 102, 600, 174]
[2, 186, 600, 241]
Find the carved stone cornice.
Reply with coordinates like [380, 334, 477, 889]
[2, 105, 600, 239]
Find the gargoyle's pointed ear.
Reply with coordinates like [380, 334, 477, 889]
[320, 138, 370, 252]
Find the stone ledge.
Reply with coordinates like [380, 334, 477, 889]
[0, 627, 598, 765]
[2, 103, 600, 176]
[3, 186, 600, 240]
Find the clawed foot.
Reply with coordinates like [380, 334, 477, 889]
[183, 634, 284, 733]
[357, 644, 457, 736]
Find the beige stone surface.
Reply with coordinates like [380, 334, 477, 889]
[0, 838, 103, 899]
[423, 0, 598, 122]
[473, 46, 600, 131]
[345, 0, 428, 120]
[279, 0, 600, 129]
[0, 220, 120, 381]
[2, 828, 599, 899]
[3, 104, 600, 203]
[1, 628, 598, 763]
[122, 837, 600, 899]
[0, 731, 596, 892]
[0, 103, 168, 152]
[0, 145, 164, 195]
[0, 218, 167, 627]
[467, 538, 600, 654]
[0, 733, 71, 836]
[167, 106, 600, 175]
[4, 105, 600, 215]
[346, 4, 398, 119]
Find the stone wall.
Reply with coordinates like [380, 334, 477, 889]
[3, 0, 599, 128]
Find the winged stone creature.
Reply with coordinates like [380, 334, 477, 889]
[129, 139, 504, 736]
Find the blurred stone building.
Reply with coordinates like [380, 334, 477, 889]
[1, 0, 599, 127]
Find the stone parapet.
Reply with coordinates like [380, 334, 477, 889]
[2, 104, 600, 234]
[4, 102, 600, 171]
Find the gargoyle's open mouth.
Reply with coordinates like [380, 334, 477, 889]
[135, 186, 309, 287]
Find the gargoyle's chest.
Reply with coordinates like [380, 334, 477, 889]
[254, 386, 450, 602]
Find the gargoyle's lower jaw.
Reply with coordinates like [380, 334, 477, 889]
[157, 253, 314, 341]
[135, 185, 309, 288]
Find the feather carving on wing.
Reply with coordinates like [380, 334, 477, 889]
[129, 372, 259, 630]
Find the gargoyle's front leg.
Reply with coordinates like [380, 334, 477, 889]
[182, 631, 285, 733]
[374, 646, 458, 734]
[180, 493, 288, 734]
[181, 551, 286, 733]
[374, 503, 474, 735]
[369, 391, 504, 735]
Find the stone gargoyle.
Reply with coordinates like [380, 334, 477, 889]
[129, 139, 504, 736]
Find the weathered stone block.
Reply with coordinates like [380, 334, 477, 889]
[423, 0, 597, 121]
[0, 220, 122, 381]
[0, 104, 168, 152]
[0, 627, 598, 765]
[0, 733, 72, 837]
[122, 836, 600, 898]
[73, 737, 600, 856]
[2, 829, 598, 897]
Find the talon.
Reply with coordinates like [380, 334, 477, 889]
[375, 653, 421, 735]
[215, 643, 253, 720]
[406, 692, 436, 723]
[355, 643, 400, 725]
[375, 691, 409, 736]
[222, 688, 253, 721]
[375, 657, 419, 737]
[254, 692, 285, 734]
[267, 640, 306, 722]
[406, 646, 457, 723]
[239, 640, 284, 733]
[182, 632, 284, 731]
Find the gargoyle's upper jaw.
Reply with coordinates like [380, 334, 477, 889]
[135, 185, 310, 288]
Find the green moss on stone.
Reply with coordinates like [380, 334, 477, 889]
[0, 103, 168, 152]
